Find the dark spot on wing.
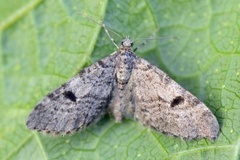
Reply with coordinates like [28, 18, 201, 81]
[163, 75, 171, 84]
[79, 69, 86, 77]
[192, 98, 201, 105]
[171, 96, 184, 107]
[47, 93, 54, 99]
[98, 60, 105, 67]
[63, 91, 77, 102]
[61, 83, 67, 88]
[147, 64, 152, 69]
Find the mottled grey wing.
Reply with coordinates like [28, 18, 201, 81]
[131, 58, 219, 140]
[26, 54, 117, 135]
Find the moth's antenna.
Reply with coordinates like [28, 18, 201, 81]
[80, 13, 122, 49]
[133, 36, 179, 52]
[135, 36, 179, 41]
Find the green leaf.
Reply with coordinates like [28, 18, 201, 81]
[1, 0, 240, 159]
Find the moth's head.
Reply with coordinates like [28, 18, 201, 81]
[121, 36, 134, 49]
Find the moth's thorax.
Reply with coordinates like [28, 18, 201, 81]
[116, 50, 136, 89]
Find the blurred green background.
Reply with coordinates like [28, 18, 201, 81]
[1, 0, 240, 159]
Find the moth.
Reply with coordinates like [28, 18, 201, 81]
[26, 25, 219, 140]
